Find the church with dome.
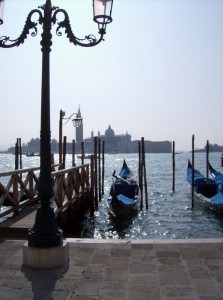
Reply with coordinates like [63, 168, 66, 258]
[83, 124, 132, 153]
[74, 108, 172, 154]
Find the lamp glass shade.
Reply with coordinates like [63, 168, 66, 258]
[72, 117, 82, 128]
[93, 0, 113, 25]
[0, 0, 4, 22]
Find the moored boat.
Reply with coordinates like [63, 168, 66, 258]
[107, 160, 140, 218]
[208, 162, 223, 192]
[187, 160, 223, 214]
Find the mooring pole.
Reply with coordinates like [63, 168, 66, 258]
[206, 140, 209, 179]
[102, 141, 105, 195]
[138, 141, 143, 209]
[172, 141, 175, 192]
[192, 134, 195, 208]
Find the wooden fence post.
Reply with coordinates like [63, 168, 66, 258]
[62, 136, 67, 169]
[72, 139, 76, 167]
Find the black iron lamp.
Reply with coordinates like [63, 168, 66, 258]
[62, 112, 82, 128]
[59, 110, 82, 167]
[0, 0, 113, 248]
[72, 116, 82, 128]
[0, 0, 4, 25]
[93, 0, 113, 28]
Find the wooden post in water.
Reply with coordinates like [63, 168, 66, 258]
[62, 136, 67, 169]
[98, 138, 102, 201]
[72, 139, 76, 167]
[206, 140, 209, 179]
[138, 141, 143, 209]
[102, 141, 105, 195]
[94, 137, 98, 210]
[59, 109, 63, 168]
[192, 134, 195, 208]
[81, 141, 84, 165]
[141, 137, 148, 209]
[51, 153, 55, 171]
[90, 155, 95, 216]
[15, 139, 19, 170]
[172, 141, 175, 192]
[18, 138, 22, 170]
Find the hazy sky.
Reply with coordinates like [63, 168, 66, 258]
[0, 0, 223, 151]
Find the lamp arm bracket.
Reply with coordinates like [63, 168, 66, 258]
[52, 9, 104, 48]
[62, 113, 77, 125]
[0, 9, 42, 48]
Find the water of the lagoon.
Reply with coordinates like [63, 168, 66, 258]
[1, 152, 223, 240]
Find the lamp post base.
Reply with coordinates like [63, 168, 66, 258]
[23, 240, 69, 268]
[28, 207, 63, 248]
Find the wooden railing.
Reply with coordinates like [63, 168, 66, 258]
[52, 164, 90, 217]
[0, 163, 91, 219]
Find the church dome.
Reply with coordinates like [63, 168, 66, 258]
[105, 125, 115, 137]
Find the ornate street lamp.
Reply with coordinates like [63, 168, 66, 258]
[0, 0, 4, 25]
[59, 109, 82, 167]
[0, 0, 113, 248]
[63, 112, 82, 128]
[93, 0, 113, 26]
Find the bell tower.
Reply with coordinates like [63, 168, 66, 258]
[76, 106, 83, 143]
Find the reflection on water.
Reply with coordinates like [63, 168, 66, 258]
[1, 152, 223, 239]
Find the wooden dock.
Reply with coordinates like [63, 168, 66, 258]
[0, 204, 39, 239]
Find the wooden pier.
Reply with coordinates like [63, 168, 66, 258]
[0, 204, 38, 238]
[0, 162, 95, 239]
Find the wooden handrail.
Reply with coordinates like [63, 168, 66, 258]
[0, 163, 90, 219]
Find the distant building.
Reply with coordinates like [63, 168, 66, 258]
[7, 108, 172, 154]
[83, 125, 132, 153]
[75, 106, 83, 144]
[74, 108, 172, 154]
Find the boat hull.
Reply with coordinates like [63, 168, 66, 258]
[193, 191, 223, 214]
[107, 196, 139, 218]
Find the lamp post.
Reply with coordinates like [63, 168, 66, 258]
[0, 0, 4, 25]
[59, 109, 82, 168]
[0, 0, 113, 249]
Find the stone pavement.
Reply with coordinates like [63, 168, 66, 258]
[0, 238, 223, 299]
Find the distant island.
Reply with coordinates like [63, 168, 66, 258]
[3, 136, 172, 155]
[1, 107, 222, 155]
[194, 144, 223, 153]
[2, 138, 223, 155]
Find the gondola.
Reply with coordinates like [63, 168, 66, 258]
[107, 160, 140, 218]
[187, 160, 223, 214]
[208, 162, 223, 191]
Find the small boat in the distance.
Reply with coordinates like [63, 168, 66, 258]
[107, 160, 140, 218]
[26, 152, 40, 157]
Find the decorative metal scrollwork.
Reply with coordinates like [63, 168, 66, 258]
[0, 10, 42, 48]
[0, 3, 105, 49]
[52, 9, 104, 47]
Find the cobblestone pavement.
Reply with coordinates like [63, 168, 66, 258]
[0, 238, 223, 299]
